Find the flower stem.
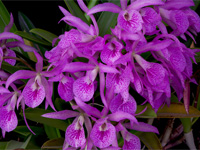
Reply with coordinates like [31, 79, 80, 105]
[3, 56, 35, 71]
[185, 130, 197, 150]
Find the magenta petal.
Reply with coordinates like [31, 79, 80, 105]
[65, 122, 86, 148]
[90, 122, 116, 148]
[0, 107, 18, 132]
[122, 132, 141, 150]
[118, 10, 143, 33]
[0, 87, 11, 94]
[108, 111, 138, 123]
[128, 0, 164, 10]
[23, 78, 45, 108]
[87, 3, 121, 15]
[170, 10, 189, 34]
[41, 77, 56, 111]
[0, 32, 23, 42]
[140, 7, 161, 33]
[60, 16, 90, 34]
[6, 41, 36, 52]
[106, 71, 130, 93]
[100, 48, 122, 65]
[109, 94, 137, 115]
[6, 70, 36, 88]
[99, 63, 119, 74]
[63, 62, 95, 73]
[58, 76, 74, 102]
[74, 97, 101, 118]
[58, 6, 72, 16]
[146, 63, 166, 85]
[73, 76, 94, 102]
[161, 0, 194, 10]
[4, 49, 16, 66]
[4, 13, 14, 32]
[34, 51, 43, 72]
[0, 93, 13, 107]
[120, 0, 127, 10]
[42, 110, 79, 120]
[124, 122, 159, 134]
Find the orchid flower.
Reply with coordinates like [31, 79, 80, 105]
[6, 51, 55, 110]
[0, 82, 21, 137]
[87, 0, 164, 34]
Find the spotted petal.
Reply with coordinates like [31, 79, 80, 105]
[122, 132, 141, 150]
[73, 76, 94, 102]
[58, 76, 74, 102]
[0, 106, 18, 132]
[65, 121, 86, 148]
[90, 122, 116, 148]
[22, 77, 45, 108]
[4, 49, 16, 66]
[118, 10, 143, 33]
[109, 94, 137, 115]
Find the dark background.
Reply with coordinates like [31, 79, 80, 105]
[3, 1, 67, 35]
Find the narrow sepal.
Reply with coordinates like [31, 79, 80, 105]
[87, 3, 121, 15]
[6, 70, 36, 88]
[42, 110, 79, 120]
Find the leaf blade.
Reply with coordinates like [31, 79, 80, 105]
[157, 103, 200, 118]
[30, 28, 58, 43]
[15, 31, 51, 46]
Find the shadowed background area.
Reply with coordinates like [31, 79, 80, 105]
[3, 1, 66, 35]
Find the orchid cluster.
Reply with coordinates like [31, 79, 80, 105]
[0, 0, 200, 149]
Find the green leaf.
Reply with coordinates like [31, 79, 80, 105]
[15, 31, 51, 46]
[54, 98, 71, 111]
[137, 132, 162, 150]
[180, 118, 192, 133]
[64, 0, 89, 24]
[30, 28, 58, 44]
[5, 140, 24, 149]
[97, 0, 120, 36]
[0, 142, 7, 149]
[0, 1, 17, 32]
[136, 105, 157, 118]
[194, 51, 200, 63]
[41, 138, 64, 149]
[85, 0, 98, 21]
[14, 126, 44, 137]
[44, 125, 61, 140]
[22, 108, 69, 131]
[157, 103, 200, 118]
[20, 135, 32, 149]
[1, 61, 22, 74]
[18, 11, 35, 32]
[191, 0, 200, 10]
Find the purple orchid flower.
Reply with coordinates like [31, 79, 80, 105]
[158, 0, 200, 41]
[0, 82, 22, 137]
[42, 105, 93, 149]
[87, 0, 164, 34]
[6, 51, 55, 110]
